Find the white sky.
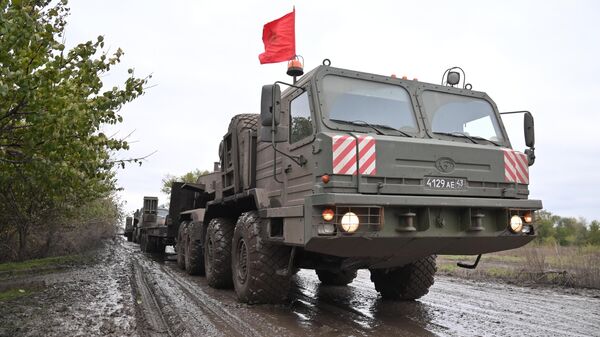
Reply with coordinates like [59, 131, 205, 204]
[65, 0, 600, 221]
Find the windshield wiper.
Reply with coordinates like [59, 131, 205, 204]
[330, 119, 412, 137]
[433, 132, 500, 146]
[469, 135, 501, 147]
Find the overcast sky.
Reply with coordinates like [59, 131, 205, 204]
[65, 0, 600, 221]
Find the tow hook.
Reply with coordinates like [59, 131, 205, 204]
[457, 254, 482, 269]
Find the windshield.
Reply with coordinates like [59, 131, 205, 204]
[422, 91, 504, 142]
[157, 209, 168, 217]
[321, 75, 418, 133]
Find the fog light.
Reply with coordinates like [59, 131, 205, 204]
[524, 212, 533, 223]
[340, 212, 359, 233]
[317, 223, 335, 235]
[322, 209, 334, 222]
[510, 215, 523, 233]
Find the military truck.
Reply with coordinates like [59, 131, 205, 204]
[135, 196, 171, 253]
[167, 62, 542, 304]
[123, 216, 134, 241]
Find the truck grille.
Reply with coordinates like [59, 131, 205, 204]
[314, 206, 383, 236]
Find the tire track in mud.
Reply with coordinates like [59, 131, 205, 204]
[131, 261, 173, 337]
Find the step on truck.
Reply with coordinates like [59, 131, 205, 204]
[167, 62, 542, 304]
[136, 196, 170, 253]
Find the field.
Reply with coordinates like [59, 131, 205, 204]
[437, 244, 600, 289]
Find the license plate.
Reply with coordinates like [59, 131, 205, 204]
[424, 177, 467, 190]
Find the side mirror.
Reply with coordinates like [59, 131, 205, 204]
[261, 84, 281, 126]
[524, 111, 535, 148]
[259, 84, 287, 143]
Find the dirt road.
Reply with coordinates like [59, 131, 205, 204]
[1, 238, 599, 337]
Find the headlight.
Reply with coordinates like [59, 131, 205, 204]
[510, 215, 523, 233]
[340, 212, 359, 233]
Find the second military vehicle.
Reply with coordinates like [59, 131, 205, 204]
[167, 61, 542, 304]
[133, 196, 171, 253]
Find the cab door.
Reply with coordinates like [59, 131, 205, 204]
[282, 88, 315, 207]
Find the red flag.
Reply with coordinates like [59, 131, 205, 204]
[258, 9, 296, 64]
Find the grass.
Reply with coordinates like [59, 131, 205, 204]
[0, 288, 35, 302]
[0, 255, 87, 281]
[438, 244, 600, 289]
[0, 255, 82, 273]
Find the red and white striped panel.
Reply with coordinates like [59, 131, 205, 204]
[503, 149, 529, 184]
[357, 135, 377, 175]
[332, 135, 357, 175]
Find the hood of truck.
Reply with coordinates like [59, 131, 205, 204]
[317, 133, 530, 199]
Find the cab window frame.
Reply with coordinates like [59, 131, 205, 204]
[288, 87, 316, 148]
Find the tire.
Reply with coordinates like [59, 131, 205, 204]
[316, 269, 357, 286]
[204, 217, 235, 288]
[155, 241, 165, 254]
[140, 233, 148, 252]
[370, 255, 437, 301]
[232, 211, 292, 304]
[126, 233, 132, 242]
[185, 238, 205, 275]
[176, 223, 187, 270]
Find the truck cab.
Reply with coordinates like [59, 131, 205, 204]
[257, 65, 541, 268]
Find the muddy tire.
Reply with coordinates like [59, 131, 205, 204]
[140, 233, 148, 252]
[232, 211, 292, 304]
[370, 255, 436, 300]
[204, 217, 235, 288]
[155, 242, 165, 254]
[176, 223, 187, 270]
[185, 238, 205, 276]
[316, 269, 357, 286]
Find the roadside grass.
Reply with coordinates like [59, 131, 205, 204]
[0, 254, 88, 281]
[0, 255, 81, 273]
[438, 244, 600, 289]
[0, 287, 37, 302]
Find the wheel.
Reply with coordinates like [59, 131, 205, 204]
[176, 223, 187, 270]
[126, 233, 132, 242]
[316, 269, 357, 286]
[370, 255, 437, 300]
[232, 211, 292, 304]
[155, 241, 165, 254]
[184, 222, 205, 275]
[140, 233, 148, 252]
[204, 217, 235, 288]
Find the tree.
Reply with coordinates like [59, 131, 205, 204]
[0, 0, 148, 259]
[161, 169, 209, 195]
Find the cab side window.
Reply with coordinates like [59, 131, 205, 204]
[290, 91, 313, 143]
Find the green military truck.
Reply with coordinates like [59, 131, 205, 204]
[123, 216, 134, 241]
[134, 196, 170, 253]
[168, 62, 542, 304]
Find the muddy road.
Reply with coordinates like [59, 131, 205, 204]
[1, 238, 599, 337]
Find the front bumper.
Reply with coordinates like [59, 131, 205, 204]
[302, 193, 542, 258]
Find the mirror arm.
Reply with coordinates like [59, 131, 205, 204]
[499, 110, 530, 115]
[274, 81, 306, 92]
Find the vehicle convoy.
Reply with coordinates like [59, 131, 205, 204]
[164, 61, 542, 304]
[133, 196, 171, 253]
[123, 216, 133, 241]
